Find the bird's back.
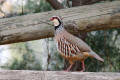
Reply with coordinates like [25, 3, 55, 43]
[56, 29, 91, 52]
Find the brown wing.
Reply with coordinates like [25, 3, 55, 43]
[62, 29, 91, 52]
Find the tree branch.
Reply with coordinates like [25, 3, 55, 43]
[0, 1, 120, 45]
[46, 0, 64, 9]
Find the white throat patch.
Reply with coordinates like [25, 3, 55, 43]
[53, 19, 60, 26]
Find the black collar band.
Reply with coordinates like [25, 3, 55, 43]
[55, 24, 61, 30]
[54, 19, 62, 30]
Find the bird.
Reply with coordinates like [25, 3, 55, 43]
[50, 16, 104, 71]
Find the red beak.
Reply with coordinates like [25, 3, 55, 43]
[50, 18, 54, 21]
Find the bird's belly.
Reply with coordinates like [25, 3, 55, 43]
[59, 52, 87, 61]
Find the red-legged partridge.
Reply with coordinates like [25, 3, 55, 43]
[50, 16, 104, 71]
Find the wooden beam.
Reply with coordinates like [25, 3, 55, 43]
[0, 70, 120, 80]
[0, 1, 120, 45]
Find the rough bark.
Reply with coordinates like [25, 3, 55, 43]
[0, 1, 120, 45]
[0, 70, 120, 80]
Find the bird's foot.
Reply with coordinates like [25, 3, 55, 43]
[79, 69, 85, 72]
[79, 61, 85, 72]
[64, 69, 71, 72]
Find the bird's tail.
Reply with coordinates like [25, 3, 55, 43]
[89, 51, 104, 62]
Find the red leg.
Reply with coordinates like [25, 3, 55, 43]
[66, 63, 73, 71]
[80, 61, 85, 72]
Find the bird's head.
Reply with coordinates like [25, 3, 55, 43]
[50, 16, 62, 27]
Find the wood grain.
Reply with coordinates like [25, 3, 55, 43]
[0, 70, 120, 80]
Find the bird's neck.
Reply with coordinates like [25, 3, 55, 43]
[55, 24, 64, 34]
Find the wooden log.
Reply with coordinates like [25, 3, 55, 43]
[0, 1, 120, 45]
[0, 70, 120, 80]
